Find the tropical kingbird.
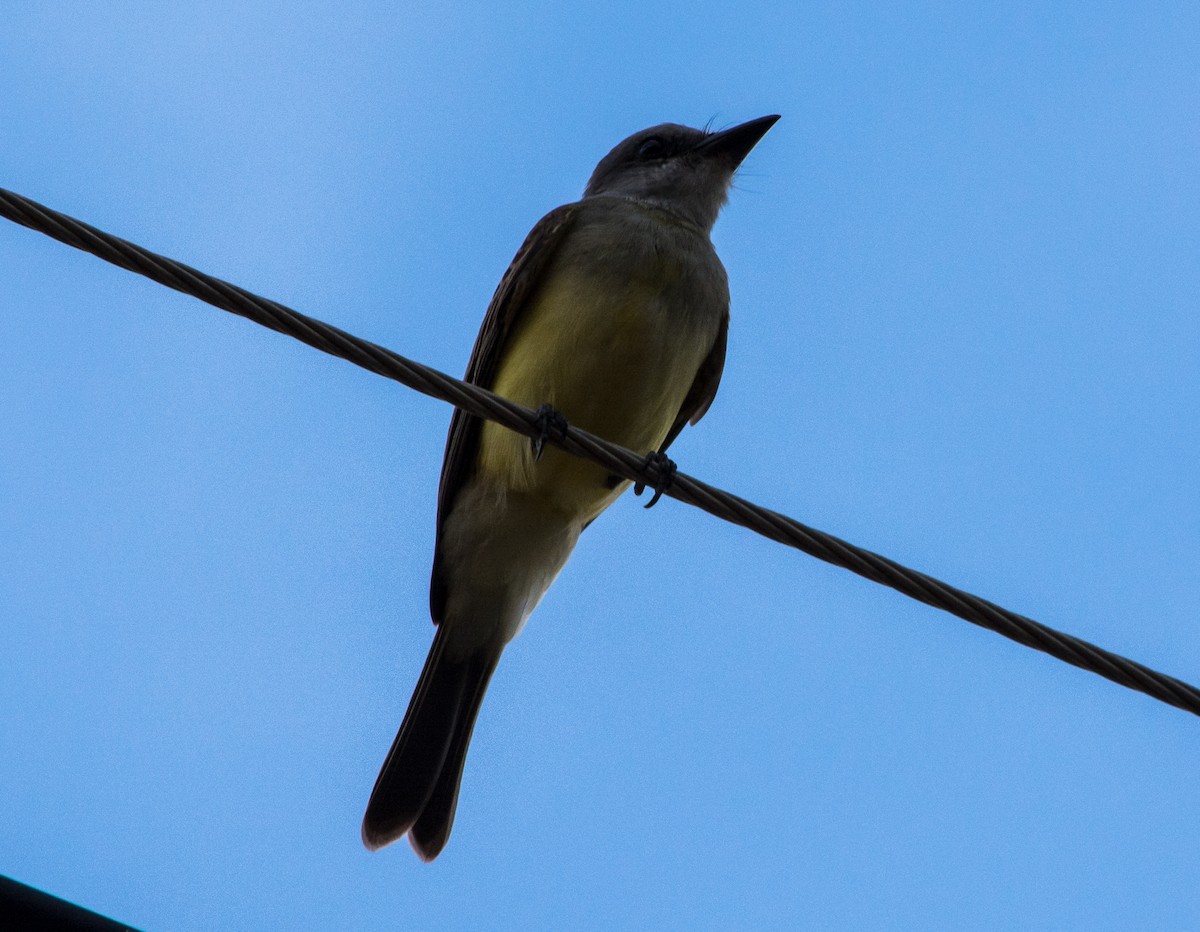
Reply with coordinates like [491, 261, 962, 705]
[362, 114, 780, 860]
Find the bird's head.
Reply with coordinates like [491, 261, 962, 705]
[584, 115, 779, 231]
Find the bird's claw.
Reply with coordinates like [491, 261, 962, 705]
[531, 404, 568, 462]
[634, 451, 677, 508]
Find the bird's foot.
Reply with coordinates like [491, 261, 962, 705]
[634, 451, 677, 509]
[531, 404, 568, 462]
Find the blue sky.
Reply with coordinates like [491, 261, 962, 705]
[2, 2, 1199, 929]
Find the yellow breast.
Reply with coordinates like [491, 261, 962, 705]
[476, 257, 716, 522]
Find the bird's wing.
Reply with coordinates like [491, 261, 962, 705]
[659, 308, 729, 454]
[429, 203, 581, 624]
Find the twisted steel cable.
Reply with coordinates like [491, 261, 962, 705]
[3, 186, 1197, 717]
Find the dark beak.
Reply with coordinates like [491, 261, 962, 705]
[695, 114, 781, 167]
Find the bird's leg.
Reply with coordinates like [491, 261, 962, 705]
[531, 404, 568, 462]
[634, 450, 677, 509]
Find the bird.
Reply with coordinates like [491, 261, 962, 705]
[361, 114, 780, 860]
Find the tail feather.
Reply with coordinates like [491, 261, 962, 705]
[361, 626, 498, 856]
[408, 649, 500, 861]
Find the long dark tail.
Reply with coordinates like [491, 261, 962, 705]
[361, 626, 500, 861]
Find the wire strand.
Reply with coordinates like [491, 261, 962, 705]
[3, 186, 1198, 717]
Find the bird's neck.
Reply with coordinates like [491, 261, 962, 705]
[588, 193, 712, 236]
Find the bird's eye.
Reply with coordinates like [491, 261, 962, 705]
[637, 137, 666, 160]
